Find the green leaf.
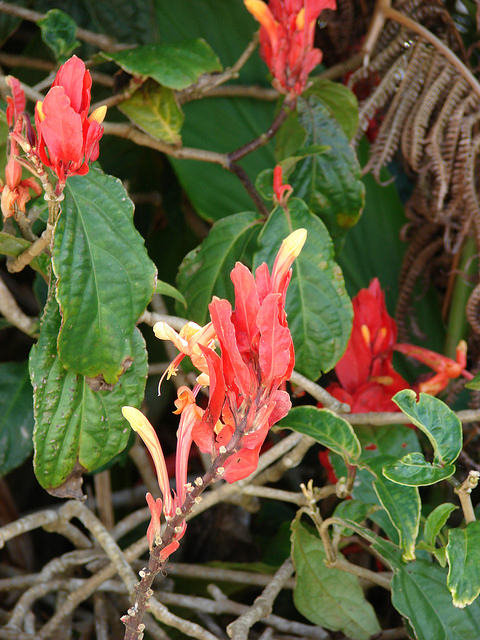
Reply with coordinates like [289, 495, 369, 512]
[291, 519, 381, 639]
[102, 39, 222, 90]
[37, 9, 79, 60]
[367, 456, 420, 561]
[277, 93, 364, 250]
[279, 406, 361, 462]
[383, 452, 456, 486]
[53, 167, 156, 384]
[424, 503, 457, 548]
[446, 522, 480, 607]
[310, 78, 359, 140]
[333, 500, 374, 536]
[392, 560, 480, 639]
[0, 231, 49, 276]
[177, 212, 261, 323]
[465, 372, 480, 390]
[118, 82, 184, 145]
[155, 280, 186, 308]
[30, 296, 147, 492]
[0, 361, 34, 476]
[254, 199, 352, 378]
[393, 390, 462, 465]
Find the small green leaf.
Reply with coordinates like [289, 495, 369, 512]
[277, 94, 364, 250]
[37, 9, 79, 61]
[0, 361, 34, 476]
[447, 522, 480, 607]
[392, 560, 480, 639]
[367, 456, 420, 561]
[177, 212, 262, 323]
[465, 372, 480, 390]
[333, 500, 374, 536]
[254, 199, 352, 378]
[424, 503, 457, 548]
[0, 231, 49, 276]
[393, 390, 462, 465]
[155, 280, 186, 308]
[30, 296, 147, 491]
[118, 82, 184, 145]
[53, 167, 156, 384]
[279, 406, 361, 462]
[310, 78, 359, 140]
[383, 452, 456, 486]
[102, 39, 222, 90]
[291, 519, 381, 639]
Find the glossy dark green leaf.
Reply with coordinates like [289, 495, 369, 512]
[446, 521, 480, 607]
[276, 93, 364, 250]
[424, 503, 457, 548]
[176, 212, 261, 323]
[37, 9, 79, 60]
[254, 199, 352, 378]
[291, 519, 380, 639]
[393, 390, 462, 465]
[383, 452, 456, 486]
[392, 560, 480, 639]
[53, 168, 156, 384]
[103, 39, 221, 90]
[0, 361, 34, 476]
[30, 296, 147, 492]
[156, 280, 186, 308]
[309, 78, 359, 140]
[279, 406, 361, 462]
[118, 82, 183, 144]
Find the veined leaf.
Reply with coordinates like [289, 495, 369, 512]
[53, 167, 156, 384]
[254, 199, 352, 378]
[309, 78, 359, 140]
[0, 361, 34, 476]
[279, 405, 361, 462]
[37, 9, 79, 60]
[30, 296, 147, 492]
[393, 390, 462, 465]
[424, 503, 457, 548]
[177, 212, 261, 323]
[291, 519, 380, 639]
[118, 82, 184, 145]
[447, 522, 480, 607]
[392, 560, 480, 639]
[102, 39, 222, 90]
[383, 452, 456, 486]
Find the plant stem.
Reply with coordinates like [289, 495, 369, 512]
[454, 471, 480, 524]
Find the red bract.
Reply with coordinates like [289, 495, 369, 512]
[244, 0, 336, 95]
[35, 56, 106, 186]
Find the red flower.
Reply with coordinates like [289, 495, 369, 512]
[244, 0, 336, 96]
[35, 56, 106, 186]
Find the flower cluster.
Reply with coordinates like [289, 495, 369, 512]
[122, 229, 306, 555]
[326, 278, 472, 413]
[2, 55, 105, 217]
[244, 0, 336, 96]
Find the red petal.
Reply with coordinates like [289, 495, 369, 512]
[231, 262, 260, 357]
[199, 344, 225, 429]
[257, 293, 293, 388]
[223, 446, 260, 483]
[40, 86, 83, 169]
[53, 55, 91, 116]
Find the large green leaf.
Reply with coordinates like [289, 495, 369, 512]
[276, 92, 364, 250]
[446, 522, 480, 607]
[309, 79, 359, 140]
[392, 560, 480, 639]
[0, 361, 34, 476]
[279, 406, 361, 463]
[384, 452, 456, 486]
[177, 212, 261, 323]
[103, 39, 222, 90]
[254, 199, 352, 378]
[291, 520, 380, 639]
[30, 296, 147, 492]
[53, 168, 156, 384]
[393, 390, 462, 465]
[118, 82, 184, 144]
[424, 503, 457, 548]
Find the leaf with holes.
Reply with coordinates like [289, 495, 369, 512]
[279, 405, 361, 463]
[30, 296, 147, 492]
[53, 167, 156, 384]
[393, 390, 462, 465]
[102, 39, 222, 90]
[176, 212, 262, 323]
[253, 199, 352, 378]
[291, 519, 380, 639]
[446, 522, 480, 607]
[118, 82, 184, 145]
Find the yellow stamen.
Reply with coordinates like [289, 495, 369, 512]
[361, 324, 371, 346]
[89, 105, 107, 124]
[296, 8, 305, 30]
[36, 101, 45, 122]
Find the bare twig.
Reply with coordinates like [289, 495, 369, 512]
[129, 439, 159, 496]
[94, 471, 115, 530]
[226, 558, 294, 640]
[0, 276, 38, 336]
[167, 562, 295, 590]
[454, 470, 480, 524]
[6, 224, 53, 274]
[289, 370, 350, 412]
